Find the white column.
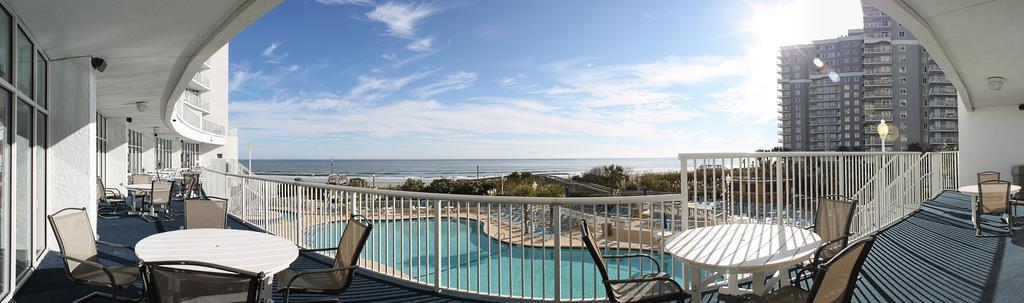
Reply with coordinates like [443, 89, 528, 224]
[47, 57, 97, 244]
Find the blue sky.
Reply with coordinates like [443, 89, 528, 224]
[229, 0, 862, 159]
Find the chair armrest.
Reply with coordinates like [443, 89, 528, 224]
[811, 235, 849, 265]
[299, 247, 337, 253]
[804, 225, 815, 231]
[96, 239, 134, 251]
[104, 188, 124, 197]
[205, 196, 228, 201]
[281, 265, 359, 290]
[57, 253, 121, 287]
[604, 254, 662, 272]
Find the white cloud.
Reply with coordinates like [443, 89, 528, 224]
[261, 42, 289, 64]
[410, 71, 477, 98]
[346, 69, 434, 102]
[406, 35, 434, 52]
[381, 53, 397, 60]
[229, 69, 262, 92]
[315, 0, 374, 5]
[228, 63, 301, 93]
[365, 2, 439, 39]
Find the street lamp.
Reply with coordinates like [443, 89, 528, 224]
[876, 119, 890, 152]
[248, 144, 254, 172]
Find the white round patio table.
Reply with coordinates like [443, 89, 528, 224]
[136, 229, 299, 302]
[958, 184, 1021, 225]
[663, 223, 820, 302]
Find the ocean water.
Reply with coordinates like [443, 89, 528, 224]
[248, 158, 678, 182]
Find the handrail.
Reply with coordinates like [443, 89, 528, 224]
[678, 151, 918, 159]
[204, 168, 683, 205]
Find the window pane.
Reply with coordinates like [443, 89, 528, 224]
[34, 52, 44, 108]
[32, 113, 43, 258]
[15, 28, 30, 96]
[0, 91, 9, 296]
[14, 100, 29, 279]
[0, 10, 8, 82]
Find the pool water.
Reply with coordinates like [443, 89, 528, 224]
[305, 218, 698, 300]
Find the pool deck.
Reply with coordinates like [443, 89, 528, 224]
[16, 191, 1024, 302]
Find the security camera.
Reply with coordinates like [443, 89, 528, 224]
[91, 57, 107, 72]
[126, 117, 132, 123]
[1019, 104, 1024, 111]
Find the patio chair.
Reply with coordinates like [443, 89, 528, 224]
[141, 260, 264, 303]
[182, 172, 203, 199]
[276, 215, 373, 303]
[798, 196, 857, 281]
[739, 236, 876, 303]
[97, 177, 129, 219]
[142, 180, 174, 222]
[974, 180, 1013, 236]
[48, 207, 142, 303]
[978, 171, 1001, 184]
[580, 220, 689, 303]
[184, 197, 228, 229]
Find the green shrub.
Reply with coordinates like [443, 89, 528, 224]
[347, 178, 368, 187]
[399, 178, 426, 192]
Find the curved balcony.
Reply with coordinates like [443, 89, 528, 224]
[188, 71, 211, 92]
[170, 101, 225, 145]
[180, 91, 211, 113]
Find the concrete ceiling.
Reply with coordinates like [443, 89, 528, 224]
[7, 0, 280, 135]
[866, 0, 1024, 111]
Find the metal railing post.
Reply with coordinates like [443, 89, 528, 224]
[679, 156, 689, 230]
[551, 204, 562, 302]
[434, 199, 442, 292]
[775, 156, 784, 225]
[241, 178, 248, 221]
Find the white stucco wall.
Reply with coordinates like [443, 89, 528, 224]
[105, 118, 128, 191]
[199, 45, 234, 163]
[957, 102, 1024, 183]
[48, 57, 97, 244]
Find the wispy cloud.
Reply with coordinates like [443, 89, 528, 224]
[406, 35, 434, 52]
[380, 53, 397, 60]
[411, 71, 477, 98]
[315, 0, 374, 6]
[346, 69, 435, 102]
[229, 62, 302, 93]
[261, 42, 288, 64]
[365, 2, 440, 39]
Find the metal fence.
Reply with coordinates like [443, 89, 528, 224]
[201, 151, 959, 301]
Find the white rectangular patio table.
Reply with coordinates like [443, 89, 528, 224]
[136, 229, 299, 302]
[663, 223, 821, 302]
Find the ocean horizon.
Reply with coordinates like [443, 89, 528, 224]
[246, 157, 679, 182]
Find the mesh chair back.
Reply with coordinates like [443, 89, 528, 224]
[806, 237, 876, 303]
[96, 177, 106, 203]
[47, 208, 98, 274]
[978, 171, 1001, 184]
[325, 215, 373, 291]
[183, 172, 199, 199]
[979, 180, 1010, 213]
[814, 196, 857, 258]
[185, 199, 228, 229]
[151, 181, 173, 205]
[143, 261, 263, 303]
[580, 220, 615, 298]
[132, 174, 152, 185]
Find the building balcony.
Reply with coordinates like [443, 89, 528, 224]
[809, 119, 840, 125]
[930, 124, 958, 132]
[200, 59, 212, 70]
[809, 89, 840, 95]
[863, 47, 891, 54]
[864, 69, 892, 75]
[809, 104, 839, 110]
[810, 81, 839, 87]
[930, 112, 958, 120]
[808, 110, 840, 118]
[188, 71, 211, 92]
[929, 137, 959, 145]
[864, 80, 892, 87]
[929, 88, 957, 95]
[864, 91, 893, 98]
[865, 103, 893, 110]
[927, 76, 951, 83]
[179, 91, 211, 113]
[810, 126, 840, 134]
[863, 58, 893, 65]
[929, 99, 958, 107]
[865, 114, 892, 122]
[171, 102, 226, 145]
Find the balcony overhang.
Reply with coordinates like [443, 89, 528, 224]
[8, 0, 281, 134]
[865, 0, 1024, 112]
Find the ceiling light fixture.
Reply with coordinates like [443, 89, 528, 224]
[987, 76, 1005, 91]
[136, 102, 148, 112]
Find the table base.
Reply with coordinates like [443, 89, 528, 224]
[688, 268, 793, 301]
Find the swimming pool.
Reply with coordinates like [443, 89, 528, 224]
[305, 218, 699, 300]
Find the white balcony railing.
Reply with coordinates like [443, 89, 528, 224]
[201, 151, 960, 302]
[180, 91, 211, 112]
[201, 118, 226, 135]
[192, 72, 211, 89]
[174, 102, 226, 136]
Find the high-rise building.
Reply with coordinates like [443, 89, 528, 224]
[777, 5, 958, 151]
